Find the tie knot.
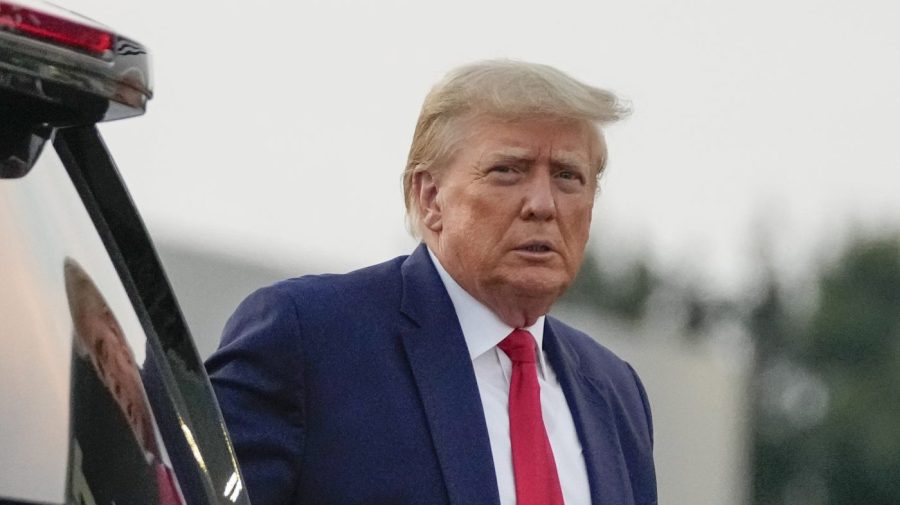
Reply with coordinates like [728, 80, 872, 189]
[498, 329, 537, 363]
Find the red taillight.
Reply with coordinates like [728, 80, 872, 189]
[0, 2, 113, 56]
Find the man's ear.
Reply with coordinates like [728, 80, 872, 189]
[413, 170, 442, 232]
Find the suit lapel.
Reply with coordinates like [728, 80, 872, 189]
[398, 244, 501, 505]
[543, 319, 634, 505]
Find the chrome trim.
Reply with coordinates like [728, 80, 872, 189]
[0, 15, 151, 122]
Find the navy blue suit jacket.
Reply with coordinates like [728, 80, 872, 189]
[206, 244, 657, 505]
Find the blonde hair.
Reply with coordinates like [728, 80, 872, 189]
[402, 59, 630, 236]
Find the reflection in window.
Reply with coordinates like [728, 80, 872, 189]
[64, 259, 183, 505]
[0, 146, 179, 504]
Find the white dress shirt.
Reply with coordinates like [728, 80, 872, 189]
[428, 250, 592, 505]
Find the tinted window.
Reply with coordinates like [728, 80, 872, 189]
[0, 144, 183, 504]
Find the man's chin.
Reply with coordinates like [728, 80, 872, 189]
[501, 270, 570, 303]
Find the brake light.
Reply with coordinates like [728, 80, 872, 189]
[0, 2, 113, 56]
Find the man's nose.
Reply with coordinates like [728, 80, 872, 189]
[520, 173, 557, 221]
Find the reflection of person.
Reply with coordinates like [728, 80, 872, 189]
[64, 258, 181, 505]
[207, 60, 657, 505]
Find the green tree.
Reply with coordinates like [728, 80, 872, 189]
[561, 250, 657, 322]
[749, 237, 900, 505]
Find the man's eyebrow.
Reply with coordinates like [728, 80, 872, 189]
[550, 151, 590, 170]
[481, 147, 536, 163]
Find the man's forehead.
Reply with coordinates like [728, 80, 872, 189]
[479, 145, 591, 166]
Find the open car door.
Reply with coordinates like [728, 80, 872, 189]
[1, 3, 248, 505]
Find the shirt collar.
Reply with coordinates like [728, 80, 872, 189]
[428, 248, 546, 366]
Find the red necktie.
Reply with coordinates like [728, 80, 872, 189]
[155, 462, 183, 505]
[498, 329, 565, 505]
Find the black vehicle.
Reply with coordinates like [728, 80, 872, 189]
[1, 2, 248, 504]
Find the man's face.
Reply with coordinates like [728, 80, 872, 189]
[423, 116, 599, 325]
[83, 309, 155, 453]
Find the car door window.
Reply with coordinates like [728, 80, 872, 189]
[1, 143, 184, 505]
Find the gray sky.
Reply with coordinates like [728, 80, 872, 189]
[67, 0, 900, 294]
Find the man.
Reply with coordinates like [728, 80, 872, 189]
[206, 60, 657, 505]
[64, 258, 183, 505]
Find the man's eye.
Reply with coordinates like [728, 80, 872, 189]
[557, 170, 583, 182]
[486, 166, 520, 182]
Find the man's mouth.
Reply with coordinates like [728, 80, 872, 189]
[516, 242, 554, 253]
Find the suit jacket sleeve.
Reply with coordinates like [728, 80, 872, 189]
[626, 362, 654, 450]
[205, 284, 305, 505]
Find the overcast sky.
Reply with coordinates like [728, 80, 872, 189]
[65, 0, 900, 295]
